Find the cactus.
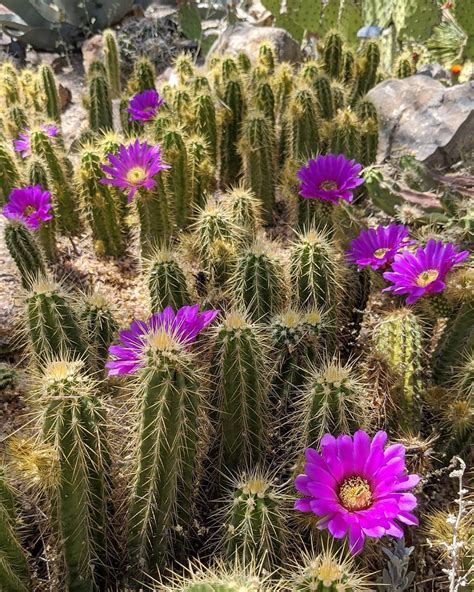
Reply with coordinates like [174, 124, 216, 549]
[237, 51, 252, 74]
[172, 87, 193, 122]
[0, 469, 30, 592]
[239, 111, 276, 224]
[77, 145, 125, 257]
[219, 469, 285, 567]
[350, 41, 380, 104]
[119, 96, 141, 137]
[285, 87, 320, 161]
[220, 77, 245, 188]
[78, 290, 118, 376]
[257, 41, 276, 74]
[331, 81, 346, 113]
[4, 221, 46, 289]
[323, 31, 344, 79]
[7, 105, 28, 139]
[146, 247, 190, 313]
[191, 75, 211, 94]
[0, 61, 20, 105]
[103, 29, 121, 98]
[187, 134, 216, 211]
[342, 47, 355, 84]
[39, 64, 61, 123]
[0, 141, 20, 204]
[330, 108, 360, 160]
[193, 93, 217, 163]
[373, 308, 424, 429]
[126, 325, 204, 572]
[136, 174, 171, 258]
[88, 73, 114, 133]
[221, 57, 239, 82]
[131, 57, 156, 93]
[395, 57, 414, 79]
[297, 360, 366, 447]
[174, 52, 195, 85]
[25, 277, 88, 365]
[231, 240, 286, 322]
[29, 128, 81, 236]
[223, 184, 262, 241]
[359, 118, 378, 166]
[39, 359, 112, 591]
[273, 62, 294, 122]
[211, 312, 270, 473]
[255, 80, 276, 125]
[313, 75, 334, 120]
[161, 126, 189, 229]
[0, 364, 17, 391]
[355, 98, 378, 121]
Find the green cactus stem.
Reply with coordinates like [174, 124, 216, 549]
[323, 31, 344, 79]
[174, 53, 195, 85]
[39, 64, 61, 123]
[330, 108, 361, 160]
[187, 134, 216, 211]
[313, 75, 334, 120]
[88, 73, 114, 133]
[193, 93, 217, 164]
[285, 87, 320, 161]
[161, 126, 189, 229]
[4, 221, 46, 290]
[223, 184, 262, 242]
[147, 247, 190, 313]
[131, 57, 156, 93]
[103, 29, 122, 98]
[220, 77, 245, 188]
[0, 141, 20, 205]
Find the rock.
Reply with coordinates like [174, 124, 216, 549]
[82, 33, 103, 73]
[417, 63, 449, 81]
[58, 83, 72, 111]
[207, 22, 301, 64]
[367, 75, 474, 168]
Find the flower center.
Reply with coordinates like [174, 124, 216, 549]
[338, 476, 372, 511]
[373, 247, 390, 259]
[148, 329, 179, 351]
[319, 180, 338, 191]
[23, 205, 37, 216]
[126, 166, 148, 184]
[416, 269, 439, 287]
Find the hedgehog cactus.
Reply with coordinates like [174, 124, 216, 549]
[0, 61, 20, 105]
[255, 80, 276, 125]
[103, 29, 121, 98]
[211, 312, 270, 473]
[147, 247, 190, 313]
[220, 77, 245, 188]
[174, 53, 195, 85]
[193, 93, 217, 164]
[39, 359, 112, 592]
[221, 57, 239, 83]
[330, 108, 360, 160]
[161, 126, 190, 229]
[187, 134, 216, 210]
[0, 364, 17, 391]
[313, 75, 334, 121]
[39, 64, 61, 123]
[131, 57, 156, 93]
[223, 184, 262, 242]
[323, 31, 344, 79]
[4, 221, 46, 290]
[285, 87, 320, 161]
[0, 142, 20, 204]
[395, 57, 414, 79]
[257, 42, 276, 75]
[88, 72, 114, 132]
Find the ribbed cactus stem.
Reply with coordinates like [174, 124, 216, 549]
[212, 312, 269, 472]
[350, 41, 380, 104]
[187, 135, 216, 211]
[273, 62, 294, 124]
[103, 29, 121, 98]
[162, 127, 189, 229]
[8, 105, 28, 139]
[136, 175, 171, 258]
[257, 42, 275, 74]
[194, 93, 217, 163]
[39, 64, 61, 123]
[0, 142, 20, 204]
[255, 80, 275, 125]
[323, 32, 344, 79]
[26, 157, 57, 261]
[239, 111, 276, 224]
[359, 118, 378, 166]
[220, 77, 245, 188]
[4, 221, 46, 289]
[342, 48, 355, 84]
[88, 73, 114, 132]
[0, 61, 20, 105]
[395, 57, 413, 79]
[237, 51, 252, 73]
[286, 87, 320, 161]
[223, 184, 262, 241]
[221, 57, 239, 82]
[174, 53, 194, 85]
[132, 57, 156, 92]
[330, 108, 360, 160]
[127, 334, 203, 571]
[40, 360, 111, 592]
[147, 248, 190, 313]
[0, 469, 30, 592]
[313, 75, 334, 120]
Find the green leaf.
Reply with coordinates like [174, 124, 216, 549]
[179, 2, 202, 42]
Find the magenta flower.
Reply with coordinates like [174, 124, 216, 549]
[100, 139, 170, 202]
[127, 89, 164, 122]
[297, 154, 365, 204]
[2, 185, 53, 229]
[347, 224, 414, 270]
[295, 431, 420, 555]
[383, 239, 469, 304]
[106, 305, 218, 376]
[14, 124, 59, 158]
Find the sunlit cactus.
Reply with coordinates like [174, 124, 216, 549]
[341, 47, 355, 84]
[223, 184, 263, 242]
[174, 52, 195, 85]
[191, 74, 211, 94]
[313, 75, 334, 120]
[285, 87, 320, 161]
[350, 41, 380, 104]
[103, 29, 121, 98]
[131, 56, 156, 93]
[146, 246, 190, 313]
[273, 61, 294, 124]
[323, 31, 344, 79]
[329, 108, 361, 160]
[4, 220, 46, 289]
[88, 71, 114, 132]
[220, 76, 245, 188]
[161, 126, 190, 229]
[39, 64, 61, 123]
[237, 51, 252, 74]
[331, 81, 346, 113]
[221, 56, 239, 82]
[193, 92, 217, 163]
[395, 57, 414, 79]
[257, 41, 276, 75]
[7, 105, 28, 139]
[0, 61, 20, 105]
[0, 141, 20, 204]
[254, 80, 276, 125]
[136, 176, 171, 258]
[359, 118, 378, 166]
[172, 87, 193, 122]
[187, 134, 216, 210]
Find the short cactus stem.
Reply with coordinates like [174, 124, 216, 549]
[351, 41, 380, 103]
[323, 31, 344, 79]
[0, 61, 20, 105]
[88, 73, 114, 133]
[286, 87, 320, 161]
[211, 312, 270, 473]
[330, 108, 361, 160]
[187, 135, 216, 211]
[127, 337, 203, 572]
[135, 178, 171, 258]
[237, 51, 252, 73]
[174, 53, 195, 85]
[193, 93, 217, 164]
[131, 57, 156, 93]
[0, 364, 17, 391]
[0, 469, 30, 592]
[395, 57, 414, 78]
[39, 64, 61, 123]
[257, 41, 276, 74]
[313, 75, 334, 120]
[341, 48, 355, 84]
[239, 111, 276, 224]
[162, 127, 190, 229]
[103, 29, 121, 98]
[0, 142, 20, 204]
[8, 105, 28, 139]
[221, 57, 239, 82]
[273, 62, 294, 123]
[40, 359, 112, 591]
[220, 77, 245, 188]
[4, 221, 46, 290]
[146, 247, 190, 313]
[331, 81, 346, 113]
[255, 80, 276, 125]
[359, 118, 378, 166]
[26, 277, 88, 365]
[223, 184, 262, 242]
[373, 308, 424, 429]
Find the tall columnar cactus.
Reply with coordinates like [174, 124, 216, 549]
[273, 62, 294, 122]
[25, 277, 88, 365]
[127, 327, 204, 572]
[323, 31, 344, 79]
[257, 42, 276, 74]
[39, 359, 112, 592]
[0, 142, 20, 204]
[147, 247, 190, 313]
[77, 145, 124, 257]
[39, 64, 61, 123]
[255, 80, 276, 125]
[239, 111, 276, 224]
[0, 61, 20, 105]
[220, 77, 245, 188]
[359, 118, 378, 166]
[193, 93, 217, 163]
[223, 184, 262, 242]
[285, 87, 320, 161]
[237, 51, 252, 74]
[103, 29, 121, 98]
[313, 75, 334, 121]
[342, 47, 355, 84]
[331, 81, 346, 113]
[4, 221, 46, 289]
[174, 53, 195, 85]
[8, 105, 28, 139]
[219, 470, 285, 567]
[0, 469, 30, 592]
[221, 57, 239, 83]
[161, 126, 189, 229]
[211, 312, 270, 473]
[187, 134, 216, 211]
[136, 174, 171, 258]
[350, 41, 380, 104]
[373, 308, 424, 429]
[29, 128, 81, 236]
[297, 360, 366, 447]
[330, 108, 361, 160]
[78, 291, 118, 375]
[232, 240, 286, 322]
[132, 57, 156, 92]
[172, 88, 193, 123]
[299, 61, 319, 86]
[88, 73, 114, 133]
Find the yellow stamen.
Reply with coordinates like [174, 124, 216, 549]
[126, 166, 148, 184]
[23, 205, 37, 216]
[320, 180, 338, 191]
[148, 329, 179, 351]
[374, 247, 390, 259]
[416, 269, 439, 287]
[241, 479, 268, 496]
[339, 476, 372, 511]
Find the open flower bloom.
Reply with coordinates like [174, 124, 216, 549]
[14, 124, 59, 158]
[106, 305, 218, 376]
[2, 185, 53, 229]
[294, 430, 420, 555]
[100, 139, 170, 202]
[127, 89, 164, 121]
[298, 154, 365, 204]
[347, 224, 413, 270]
[383, 239, 469, 304]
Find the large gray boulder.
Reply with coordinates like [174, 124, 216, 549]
[207, 22, 301, 64]
[367, 75, 474, 168]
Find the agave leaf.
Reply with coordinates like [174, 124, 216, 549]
[0, 0, 51, 27]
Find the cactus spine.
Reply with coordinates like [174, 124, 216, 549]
[0, 142, 20, 204]
[313, 75, 334, 120]
[147, 248, 190, 313]
[40, 359, 111, 592]
[132, 57, 156, 93]
[174, 53, 194, 85]
[39, 64, 61, 123]
[330, 108, 360, 159]
[395, 57, 414, 78]
[187, 134, 216, 211]
[212, 313, 269, 472]
[323, 32, 344, 79]
[350, 41, 380, 104]
[223, 185, 262, 241]
[0, 364, 17, 391]
[136, 175, 170, 258]
[286, 88, 320, 161]
[4, 221, 46, 289]
[88, 73, 114, 133]
[103, 29, 121, 98]
[194, 93, 217, 164]
[162, 127, 189, 229]
[255, 80, 275, 125]
[220, 77, 245, 188]
[257, 42, 275, 75]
